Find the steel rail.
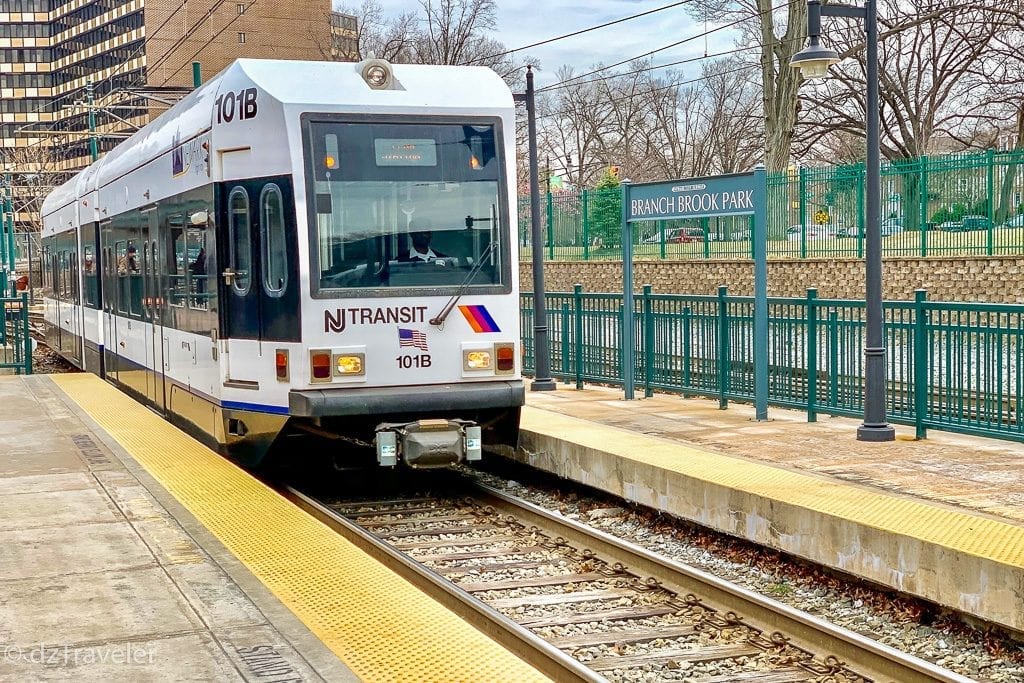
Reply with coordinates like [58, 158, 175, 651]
[471, 479, 974, 683]
[284, 486, 606, 683]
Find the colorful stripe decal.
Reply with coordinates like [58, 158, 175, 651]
[459, 305, 501, 333]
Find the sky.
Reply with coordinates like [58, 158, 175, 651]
[333, 0, 740, 88]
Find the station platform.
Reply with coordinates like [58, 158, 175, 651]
[0, 374, 549, 682]
[516, 385, 1024, 635]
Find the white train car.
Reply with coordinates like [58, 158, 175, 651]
[40, 58, 523, 467]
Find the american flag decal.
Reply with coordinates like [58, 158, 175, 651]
[398, 328, 429, 352]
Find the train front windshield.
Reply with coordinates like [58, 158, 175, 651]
[305, 119, 508, 294]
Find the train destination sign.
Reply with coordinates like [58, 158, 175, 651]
[625, 172, 756, 222]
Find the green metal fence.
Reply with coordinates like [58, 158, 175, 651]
[0, 286, 32, 375]
[522, 288, 1024, 443]
[520, 149, 1024, 261]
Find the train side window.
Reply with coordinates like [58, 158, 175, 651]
[70, 251, 80, 304]
[83, 244, 96, 307]
[229, 187, 251, 295]
[169, 217, 186, 307]
[115, 241, 129, 314]
[186, 227, 207, 310]
[260, 183, 287, 296]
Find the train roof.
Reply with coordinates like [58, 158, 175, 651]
[41, 59, 515, 223]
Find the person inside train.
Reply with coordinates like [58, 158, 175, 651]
[118, 244, 139, 275]
[401, 218, 447, 262]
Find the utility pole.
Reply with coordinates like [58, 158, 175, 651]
[86, 81, 98, 162]
[0, 174, 10, 275]
[514, 66, 556, 391]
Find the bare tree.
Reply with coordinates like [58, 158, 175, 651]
[795, 1, 1023, 161]
[2, 142, 72, 233]
[333, 1, 419, 62]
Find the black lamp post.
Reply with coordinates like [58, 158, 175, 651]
[792, 0, 894, 442]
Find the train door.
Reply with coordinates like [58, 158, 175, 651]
[143, 208, 167, 411]
[67, 249, 83, 366]
[218, 180, 301, 383]
[102, 236, 118, 383]
[218, 185, 260, 383]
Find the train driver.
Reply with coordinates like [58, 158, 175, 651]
[401, 218, 447, 262]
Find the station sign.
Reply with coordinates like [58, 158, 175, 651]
[625, 172, 756, 222]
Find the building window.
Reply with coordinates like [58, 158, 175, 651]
[237, 3, 245, 14]
[237, 32, 246, 43]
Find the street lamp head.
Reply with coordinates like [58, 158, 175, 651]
[790, 40, 840, 79]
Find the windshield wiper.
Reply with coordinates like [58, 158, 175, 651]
[429, 239, 498, 327]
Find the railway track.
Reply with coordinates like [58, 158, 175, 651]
[287, 476, 973, 683]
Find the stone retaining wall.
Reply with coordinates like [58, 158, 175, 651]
[521, 256, 1024, 302]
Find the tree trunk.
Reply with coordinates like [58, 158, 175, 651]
[994, 107, 1024, 224]
[760, 0, 807, 172]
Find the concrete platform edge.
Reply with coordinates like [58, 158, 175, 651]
[44, 376, 360, 682]
[516, 421, 1024, 634]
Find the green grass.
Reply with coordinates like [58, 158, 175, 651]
[521, 226, 1024, 262]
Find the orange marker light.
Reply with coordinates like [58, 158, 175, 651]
[470, 155, 481, 169]
[325, 155, 338, 169]
[496, 346, 514, 371]
[311, 351, 331, 380]
[275, 350, 289, 380]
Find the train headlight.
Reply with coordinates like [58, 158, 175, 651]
[334, 353, 365, 376]
[464, 350, 492, 371]
[357, 58, 394, 90]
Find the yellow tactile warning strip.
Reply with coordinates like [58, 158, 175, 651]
[53, 374, 549, 683]
[522, 407, 1024, 568]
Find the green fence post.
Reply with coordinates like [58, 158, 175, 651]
[546, 191, 554, 260]
[828, 309, 839, 409]
[573, 284, 584, 389]
[856, 169, 865, 259]
[22, 292, 31, 374]
[806, 288, 819, 422]
[919, 156, 928, 258]
[560, 303, 570, 383]
[581, 189, 590, 261]
[701, 217, 710, 259]
[682, 307, 692, 390]
[717, 285, 729, 409]
[986, 149, 995, 256]
[643, 284, 654, 397]
[798, 166, 807, 259]
[913, 289, 928, 439]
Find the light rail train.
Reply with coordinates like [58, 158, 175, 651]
[40, 58, 523, 467]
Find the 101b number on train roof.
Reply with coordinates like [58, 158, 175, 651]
[216, 88, 258, 124]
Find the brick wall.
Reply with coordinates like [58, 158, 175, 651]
[147, 0, 331, 89]
[521, 256, 1024, 302]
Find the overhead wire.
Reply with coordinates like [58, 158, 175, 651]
[538, 0, 802, 93]
[9, 0, 191, 143]
[158, 0, 261, 86]
[471, 0, 698, 64]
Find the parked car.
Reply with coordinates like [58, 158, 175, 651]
[942, 215, 993, 232]
[837, 219, 903, 238]
[642, 227, 703, 244]
[786, 224, 840, 240]
[998, 214, 1024, 229]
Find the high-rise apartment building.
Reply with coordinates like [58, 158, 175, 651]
[1, 0, 331, 230]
